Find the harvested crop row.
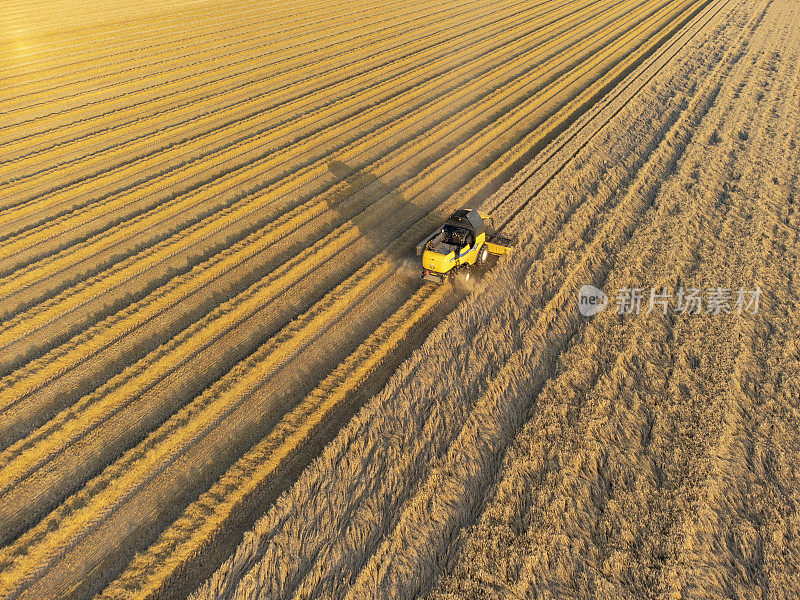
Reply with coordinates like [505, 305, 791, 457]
[0, 0, 399, 77]
[0, 258, 402, 576]
[0, 0, 700, 572]
[186, 0, 737, 597]
[88, 283, 456, 600]
[0, 0, 447, 110]
[0, 0, 351, 72]
[1, 0, 680, 300]
[0, 0, 517, 172]
[0, 0, 511, 195]
[0, 260, 430, 600]
[0, 252, 397, 501]
[0, 0, 569, 228]
[0, 0, 448, 111]
[3, 0, 472, 157]
[0, 0, 660, 384]
[0, 0, 533, 142]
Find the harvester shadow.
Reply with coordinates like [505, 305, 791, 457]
[326, 160, 494, 290]
[325, 159, 422, 267]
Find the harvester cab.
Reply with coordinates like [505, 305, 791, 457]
[416, 208, 514, 284]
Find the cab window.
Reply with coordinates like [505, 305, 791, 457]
[443, 225, 468, 247]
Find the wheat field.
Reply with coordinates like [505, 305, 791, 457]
[1, 0, 798, 598]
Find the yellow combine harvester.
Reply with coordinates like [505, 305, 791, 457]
[416, 207, 514, 284]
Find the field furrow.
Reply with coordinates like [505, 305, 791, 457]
[0, 0, 638, 285]
[0, 0, 679, 428]
[0, 0, 464, 110]
[0, 0, 624, 255]
[1, 0, 485, 131]
[0, 0, 658, 445]
[430, 4, 783, 595]
[0, 0, 531, 181]
[1, 0, 776, 599]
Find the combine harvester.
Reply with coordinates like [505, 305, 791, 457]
[416, 207, 514, 283]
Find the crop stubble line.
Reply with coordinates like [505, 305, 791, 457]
[1, 0, 692, 488]
[0, 0, 644, 446]
[0, 2, 724, 596]
[0, 0, 652, 370]
[0, 254, 400, 498]
[0, 0, 390, 76]
[0, 141, 476, 536]
[90, 2, 728, 596]
[657, 6, 799, 593]
[0, 0, 469, 109]
[0, 0, 529, 170]
[0, 0, 607, 257]
[0, 69, 560, 520]
[0, 0, 543, 147]
[0, 27, 552, 290]
[0, 255, 406, 572]
[0, 0, 620, 241]
[0, 0, 587, 230]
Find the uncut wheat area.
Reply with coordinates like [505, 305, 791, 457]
[1, 0, 798, 599]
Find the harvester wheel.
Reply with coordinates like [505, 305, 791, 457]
[479, 246, 488, 264]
